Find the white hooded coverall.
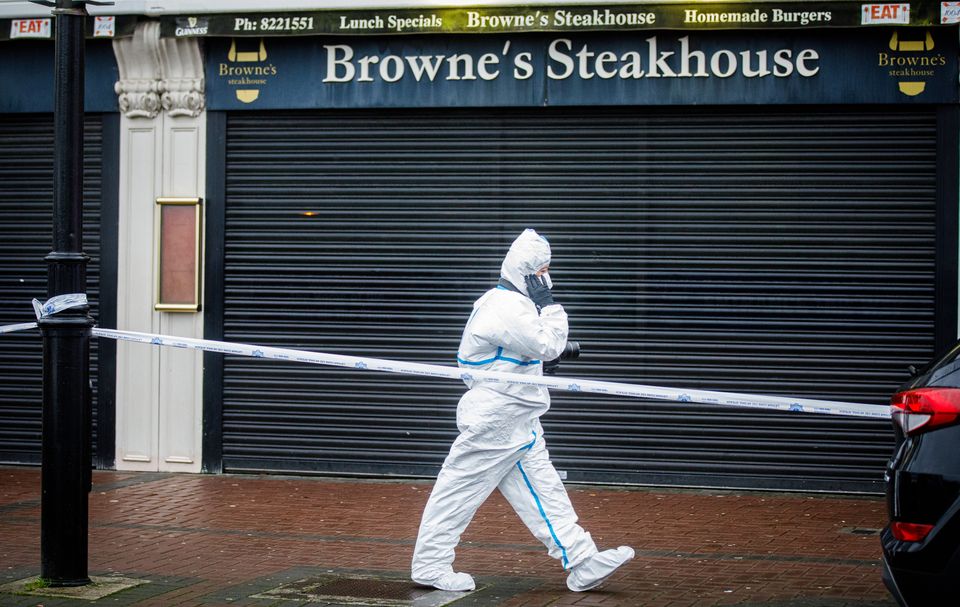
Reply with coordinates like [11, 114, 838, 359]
[411, 229, 600, 588]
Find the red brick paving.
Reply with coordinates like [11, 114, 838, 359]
[0, 466, 895, 606]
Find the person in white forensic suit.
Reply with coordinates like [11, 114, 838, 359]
[411, 228, 634, 593]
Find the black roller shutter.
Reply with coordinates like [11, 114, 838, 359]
[0, 114, 102, 465]
[220, 106, 937, 492]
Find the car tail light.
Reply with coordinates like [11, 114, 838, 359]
[890, 388, 960, 435]
[890, 521, 935, 542]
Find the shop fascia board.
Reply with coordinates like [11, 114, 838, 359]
[0, 0, 856, 18]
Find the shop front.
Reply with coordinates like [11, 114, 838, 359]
[190, 3, 958, 492]
[0, 1, 956, 492]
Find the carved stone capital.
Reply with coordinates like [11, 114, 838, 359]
[160, 88, 205, 117]
[114, 79, 161, 119]
[158, 37, 205, 117]
[113, 21, 205, 119]
[113, 22, 161, 119]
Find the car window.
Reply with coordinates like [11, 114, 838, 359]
[928, 363, 960, 387]
[924, 341, 960, 387]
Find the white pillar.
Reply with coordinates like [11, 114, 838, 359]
[112, 23, 206, 472]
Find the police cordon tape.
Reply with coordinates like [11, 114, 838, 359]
[1, 295, 891, 420]
[0, 322, 40, 335]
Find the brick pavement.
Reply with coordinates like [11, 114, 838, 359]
[0, 466, 896, 607]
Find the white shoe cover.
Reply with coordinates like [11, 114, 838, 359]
[566, 546, 635, 592]
[421, 571, 476, 592]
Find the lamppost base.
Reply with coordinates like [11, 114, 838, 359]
[45, 577, 93, 588]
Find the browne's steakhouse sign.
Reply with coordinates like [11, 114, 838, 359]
[0, 2, 951, 41]
[162, 2, 950, 37]
[206, 28, 957, 109]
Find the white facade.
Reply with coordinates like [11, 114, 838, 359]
[113, 22, 206, 471]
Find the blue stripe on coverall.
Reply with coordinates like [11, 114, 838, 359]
[457, 346, 540, 367]
[516, 461, 570, 569]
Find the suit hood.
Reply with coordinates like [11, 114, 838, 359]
[500, 229, 551, 297]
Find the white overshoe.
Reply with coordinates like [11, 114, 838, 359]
[566, 546, 635, 592]
[414, 571, 476, 592]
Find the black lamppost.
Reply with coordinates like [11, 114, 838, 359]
[36, 0, 95, 586]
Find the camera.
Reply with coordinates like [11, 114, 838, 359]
[559, 341, 580, 361]
[544, 341, 580, 375]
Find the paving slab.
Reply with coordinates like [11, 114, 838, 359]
[0, 575, 145, 600]
[0, 466, 896, 607]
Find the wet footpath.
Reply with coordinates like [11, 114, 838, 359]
[0, 467, 896, 607]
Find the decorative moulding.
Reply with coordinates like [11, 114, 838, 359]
[113, 21, 161, 118]
[113, 21, 205, 119]
[158, 35, 206, 117]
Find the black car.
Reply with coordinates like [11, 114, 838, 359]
[881, 342, 960, 606]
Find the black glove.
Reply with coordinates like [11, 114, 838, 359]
[524, 274, 555, 309]
[543, 357, 561, 375]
